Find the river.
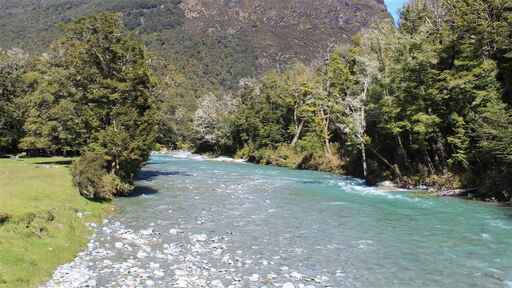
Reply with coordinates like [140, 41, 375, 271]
[44, 153, 512, 288]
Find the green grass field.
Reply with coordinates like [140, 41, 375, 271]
[0, 157, 111, 288]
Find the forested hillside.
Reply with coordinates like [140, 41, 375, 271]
[0, 0, 390, 87]
[189, 0, 512, 202]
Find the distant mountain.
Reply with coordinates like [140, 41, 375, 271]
[0, 0, 390, 87]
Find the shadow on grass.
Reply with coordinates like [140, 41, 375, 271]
[136, 170, 193, 181]
[123, 185, 159, 198]
[35, 160, 73, 166]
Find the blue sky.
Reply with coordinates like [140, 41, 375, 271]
[385, 0, 409, 23]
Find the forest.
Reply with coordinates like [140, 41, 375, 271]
[1, 0, 512, 202]
[189, 0, 512, 202]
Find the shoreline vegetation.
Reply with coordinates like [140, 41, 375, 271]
[154, 149, 491, 202]
[0, 157, 112, 288]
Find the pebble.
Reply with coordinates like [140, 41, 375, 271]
[290, 271, 303, 280]
[249, 274, 259, 281]
[211, 279, 225, 288]
[190, 234, 208, 242]
[137, 250, 148, 259]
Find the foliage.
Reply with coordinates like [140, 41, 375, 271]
[0, 0, 392, 145]
[0, 50, 28, 154]
[71, 152, 131, 200]
[194, 0, 512, 201]
[470, 98, 512, 201]
[19, 13, 159, 198]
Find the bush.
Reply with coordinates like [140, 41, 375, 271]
[71, 152, 132, 200]
[0, 212, 10, 224]
[236, 143, 344, 174]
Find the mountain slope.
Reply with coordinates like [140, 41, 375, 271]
[0, 0, 390, 87]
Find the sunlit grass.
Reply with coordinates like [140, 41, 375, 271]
[0, 157, 111, 288]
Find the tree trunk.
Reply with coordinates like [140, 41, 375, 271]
[361, 141, 367, 178]
[319, 109, 332, 155]
[396, 134, 410, 172]
[360, 78, 369, 178]
[434, 138, 447, 173]
[368, 146, 402, 179]
[424, 149, 435, 175]
[291, 119, 305, 146]
[324, 118, 332, 155]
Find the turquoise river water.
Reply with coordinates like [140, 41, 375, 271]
[44, 153, 512, 288]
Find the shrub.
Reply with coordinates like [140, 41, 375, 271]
[0, 212, 10, 224]
[71, 152, 132, 200]
[97, 174, 132, 199]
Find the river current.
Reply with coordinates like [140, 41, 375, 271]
[44, 153, 512, 288]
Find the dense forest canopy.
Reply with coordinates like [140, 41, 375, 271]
[1, 0, 512, 202]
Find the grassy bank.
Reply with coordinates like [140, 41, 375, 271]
[0, 157, 112, 288]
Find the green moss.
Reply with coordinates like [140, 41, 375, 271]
[0, 158, 111, 288]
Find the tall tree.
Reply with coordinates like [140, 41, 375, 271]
[0, 49, 27, 154]
[21, 13, 159, 198]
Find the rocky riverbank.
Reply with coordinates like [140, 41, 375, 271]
[43, 213, 328, 288]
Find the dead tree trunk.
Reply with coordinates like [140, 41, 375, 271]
[360, 78, 369, 178]
[291, 119, 305, 147]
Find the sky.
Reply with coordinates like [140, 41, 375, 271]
[384, 0, 409, 23]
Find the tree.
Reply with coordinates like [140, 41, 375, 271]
[21, 13, 159, 198]
[193, 91, 239, 152]
[471, 97, 512, 201]
[0, 49, 27, 154]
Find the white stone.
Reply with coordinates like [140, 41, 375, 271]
[154, 270, 165, 278]
[190, 234, 208, 242]
[175, 269, 187, 276]
[137, 250, 148, 259]
[249, 274, 259, 281]
[140, 228, 153, 236]
[175, 279, 188, 287]
[283, 283, 295, 288]
[211, 279, 225, 288]
[290, 272, 303, 280]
